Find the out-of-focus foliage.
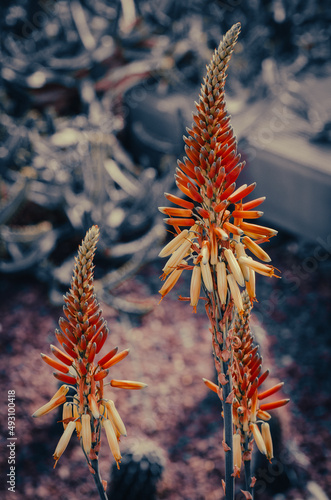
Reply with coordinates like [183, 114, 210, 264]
[0, 0, 330, 306]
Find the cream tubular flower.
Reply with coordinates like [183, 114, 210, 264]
[227, 274, 243, 313]
[216, 261, 227, 305]
[105, 400, 127, 437]
[103, 419, 122, 467]
[53, 421, 76, 466]
[201, 261, 214, 293]
[81, 414, 92, 455]
[233, 433, 242, 470]
[261, 422, 274, 461]
[250, 423, 267, 455]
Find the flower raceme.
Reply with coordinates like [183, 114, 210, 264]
[158, 22, 279, 311]
[32, 226, 147, 469]
[204, 292, 289, 473]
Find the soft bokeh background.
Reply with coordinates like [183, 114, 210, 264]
[0, 1, 330, 499]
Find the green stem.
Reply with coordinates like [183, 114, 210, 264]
[91, 459, 109, 500]
[222, 358, 234, 500]
[244, 459, 254, 499]
[214, 290, 234, 500]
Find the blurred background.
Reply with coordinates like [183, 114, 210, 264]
[0, 0, 330, 499]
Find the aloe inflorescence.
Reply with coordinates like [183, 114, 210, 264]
[33, 225, 147, 498]
[158, 22, 288, 498]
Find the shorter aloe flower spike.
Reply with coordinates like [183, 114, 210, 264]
[32, 225, 147, 496]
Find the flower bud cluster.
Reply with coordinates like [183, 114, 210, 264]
[158, 22, 279, 312]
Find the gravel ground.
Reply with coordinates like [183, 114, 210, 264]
[0, 226, 330, 500]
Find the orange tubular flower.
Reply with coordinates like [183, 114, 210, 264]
[33, 226, 147, 472]
[158, 22, 279, 312]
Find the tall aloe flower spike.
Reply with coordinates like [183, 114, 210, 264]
[33, 226, 147, 500]
[158, 23, 286, 499]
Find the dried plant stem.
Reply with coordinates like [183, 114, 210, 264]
[91, 459, 109, 500]
[244, 459, 254, 499]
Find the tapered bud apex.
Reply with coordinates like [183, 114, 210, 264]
[158, 230, 189, 258]
[202, 378, 218, 394]
[101, 349, 130, 370]
[110, 380, 147, 390]
[32, 394, 67, 418]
